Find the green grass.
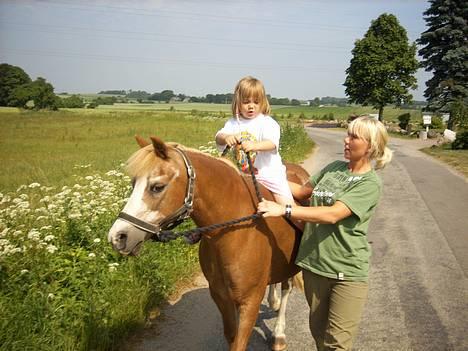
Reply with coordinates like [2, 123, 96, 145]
[272, 105, 423, 121]
[421, 143, 468, 178]
[0, 109, 225, 191]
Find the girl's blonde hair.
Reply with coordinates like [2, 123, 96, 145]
[231, 76, 271, 116]
[348, 116, 393, 169]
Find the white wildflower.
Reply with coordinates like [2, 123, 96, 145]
[0, 227, 9, 237]
[68, 212, 82, 219]
[47, 293, 55, 299]
[44, 235, 55, 242]
[88, 253, 96, 258]
[46, 244, 58, 253]
[16, 185, 27, 192]
[108, 262, 119, 272]
[27, 229, 41, 241]
[20, 269, 29, 274]
[93, 238, 101, 243]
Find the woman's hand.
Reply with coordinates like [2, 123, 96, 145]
[257, 199, 285, 218]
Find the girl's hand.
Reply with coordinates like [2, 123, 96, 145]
[225, 134, 240, 147]
[257, 199, 285, 218]
[240, 140, 256, 152]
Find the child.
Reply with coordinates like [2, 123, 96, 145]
[215, 76, 293, 205]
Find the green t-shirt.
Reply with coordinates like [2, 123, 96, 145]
[295, 160, 382, 281]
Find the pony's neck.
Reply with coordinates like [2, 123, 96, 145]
[188, 151, 256, 226]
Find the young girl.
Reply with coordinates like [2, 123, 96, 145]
[215, 76, 293, 205]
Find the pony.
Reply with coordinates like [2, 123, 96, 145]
[108, 136, 309, 351]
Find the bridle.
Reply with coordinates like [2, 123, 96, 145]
[117, 146, 196, 241]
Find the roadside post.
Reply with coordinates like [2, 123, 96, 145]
[420, 115, 432, 140]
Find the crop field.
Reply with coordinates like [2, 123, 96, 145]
[95, 102, 423, 122]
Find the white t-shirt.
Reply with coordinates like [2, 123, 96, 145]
[216, 114, 292, 199]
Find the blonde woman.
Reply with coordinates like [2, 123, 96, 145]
[216, 76, 293, 205]
[258, 116, 393, 351]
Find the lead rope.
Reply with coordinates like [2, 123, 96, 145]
[158, 147, 263, 244]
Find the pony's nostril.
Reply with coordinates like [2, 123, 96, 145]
[114, 232, 128, 250]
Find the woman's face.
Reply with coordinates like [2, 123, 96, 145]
[239, 96, 260, 119]
[344, 132, 370, 162]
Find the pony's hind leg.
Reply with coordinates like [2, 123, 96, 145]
[267, 283, 281, 311]
[271, 278, 293, 351]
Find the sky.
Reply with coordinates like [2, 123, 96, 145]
[0, 0, 433, 101]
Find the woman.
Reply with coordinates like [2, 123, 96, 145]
[258, 116, 393, 351]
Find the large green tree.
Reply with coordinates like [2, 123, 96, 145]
[0, 63, 32, 106]
[344, 13, 418, 120]
[10, 77, 58, 110]
[417, 0, 468, 129]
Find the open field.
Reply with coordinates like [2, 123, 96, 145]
[94, 102, 423, 122]
[0, 107, 313, 191]
[0, 109, 225, 191]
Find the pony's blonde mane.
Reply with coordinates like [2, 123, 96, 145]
[126, 143, 240, 178]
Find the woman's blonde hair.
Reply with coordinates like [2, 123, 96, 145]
[348, 116, 393, 169]
[231, 76, 271, 116]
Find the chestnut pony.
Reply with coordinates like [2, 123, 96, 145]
[108, 136, 309, 351]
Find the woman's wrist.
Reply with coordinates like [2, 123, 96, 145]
[285, 204, 292, 218]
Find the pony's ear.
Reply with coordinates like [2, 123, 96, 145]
[135, 135, 150, 148]
[150, 136, 168, 159]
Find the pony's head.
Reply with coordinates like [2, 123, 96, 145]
[108, 136, 192, 255]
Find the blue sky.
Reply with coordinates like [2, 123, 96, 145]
[0, 0, 432, 100]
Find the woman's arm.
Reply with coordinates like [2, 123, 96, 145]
[258, 199, 352, 224]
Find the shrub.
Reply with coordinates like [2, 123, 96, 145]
[431, 115, 445, 129]
[398, 113, 411, 130]
[451, 131, 468, 150]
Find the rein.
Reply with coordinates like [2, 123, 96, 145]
[117, 146, 264, 244]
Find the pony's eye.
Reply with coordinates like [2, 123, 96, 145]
[149, 183, 166, 193]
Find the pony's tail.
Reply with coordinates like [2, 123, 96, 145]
[375, 146, 393, 170]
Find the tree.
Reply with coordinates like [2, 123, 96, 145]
[344, 13, 418, 121]
[0, 63, 32, 106]
[417, 0, 468, 129]
[9, 77, 58, 110]
[56, 95, 85, 108]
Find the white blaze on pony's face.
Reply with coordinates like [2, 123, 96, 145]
[108, 136, 184, 256]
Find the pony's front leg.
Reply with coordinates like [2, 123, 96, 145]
[231, 291, 265, 351]
[209, 287, 238, 346]
[267, 283, 281, 311]
[271, 278, 293, 351]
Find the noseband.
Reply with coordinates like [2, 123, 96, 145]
[117, 146, 196, 241]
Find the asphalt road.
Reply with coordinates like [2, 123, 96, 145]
[125, 128, 468, 351]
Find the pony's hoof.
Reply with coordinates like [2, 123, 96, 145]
[272, 336, 287, 351]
